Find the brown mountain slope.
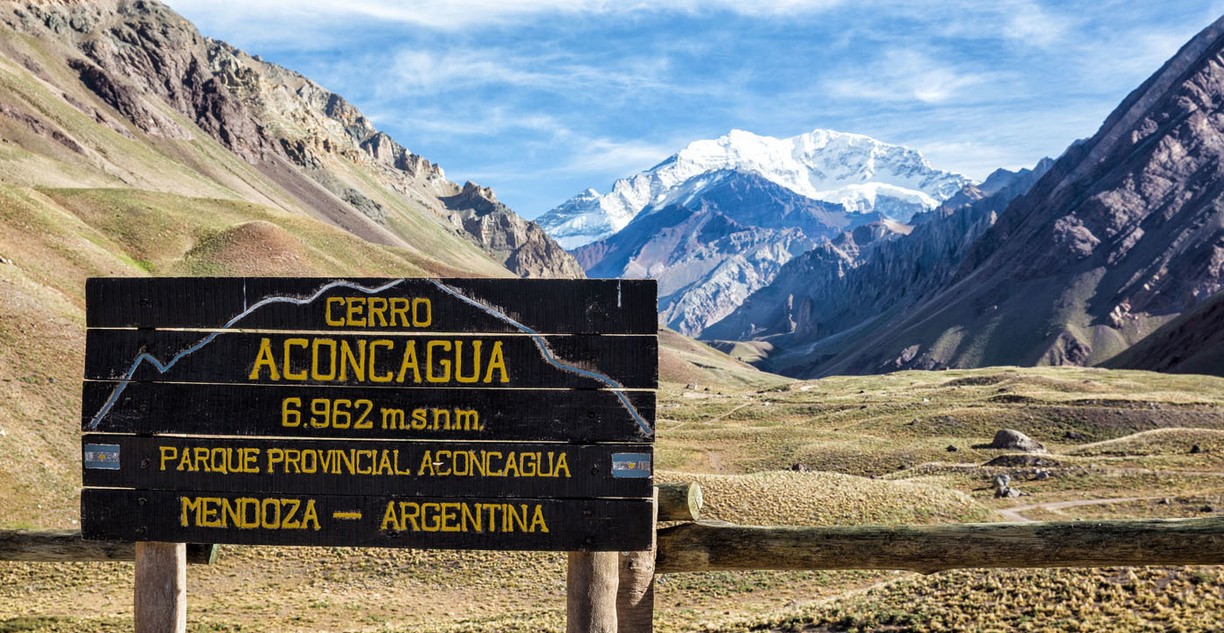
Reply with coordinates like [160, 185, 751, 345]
[767, 14, 1224, 377]
[0, 0, 580, 278]
[1103, 288, 1224, 376]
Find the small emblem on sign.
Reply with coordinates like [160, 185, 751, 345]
[84, 443, 121, 470]
[611, 453, 651, 478]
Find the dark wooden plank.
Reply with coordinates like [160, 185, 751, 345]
[81, 489, 652, 551]
[83, 436, 653, 498]
[86, 277, 658, 335]
[0, 530, 216, 565]
[83, 382, 655, 441]
[85, 330, 657, 389]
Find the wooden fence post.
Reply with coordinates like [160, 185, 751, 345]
[567, 550, 619, 633]
[617, 487, 658, 632]
[134, 541, 186, 633]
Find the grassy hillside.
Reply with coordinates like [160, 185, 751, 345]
[3, 366, 1222, 632]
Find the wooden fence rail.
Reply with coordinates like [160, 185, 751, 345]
[7, 484, 1224, 633]
[0, 530, 218, 565]
[655, 516, 1224, 575]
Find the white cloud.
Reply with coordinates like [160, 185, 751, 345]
[824, 50, 996, 105]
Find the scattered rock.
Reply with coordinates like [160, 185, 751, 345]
[1200, 504, 1216, 513]
[979, 429, 1046, 452]
[1032, 469, 1050, 481]
[1158, 498, 1172, 505]
[1190, 444, 1203, 454]
[1063, 430, 1087, 441]
[946, 445, 958, 452]
[993, 474, 1020, 498]
[789, 463, 810, 472]
[0, 255, 12, 265]
[685, 383, 698, 390]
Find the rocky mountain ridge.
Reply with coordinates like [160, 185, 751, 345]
[719, 12, 1224, 377]
[2, 0, 580, 278]
[574, 169, 907, 335]
[703, 159, 1053, 347]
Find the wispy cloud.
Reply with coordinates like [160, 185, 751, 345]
[823, 50, 999, 105]
[164, 0, 1224, 217]
[383, 48, 672, 96]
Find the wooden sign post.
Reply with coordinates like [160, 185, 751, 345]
[80, 277, 656, 631]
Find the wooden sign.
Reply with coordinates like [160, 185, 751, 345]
[83, 489, 652, 550]
[82, 435, 653, 498]
[82, 382, 654, 442]
[83, 330, 657, 389]
[85, 277, 657, 334]
[81, 277, 656, 552]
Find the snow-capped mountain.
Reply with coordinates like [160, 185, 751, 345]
[538, 128, 971, 248]
[573, 170, 891, 335]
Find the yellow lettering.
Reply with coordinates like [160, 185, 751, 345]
[401, 502, 421, 531]
[389, 298, 410, 327]
[249, 338, 280, 381]
[325, 297, 345, 327]
[418, 451, 436, 476]
[381, 501, 402, 531]
[412, 298, 432, 327]
[369, 339, 393, 382]
[484, 341, 508, 383]
[311, 338, 337, 381]
[180, 496, 203, 527]
[455, 409, 480, 431]
[345, 297, 366, 326]
[440, 502, 460, 532]
[427, 340, 451, 383]
[396, 341, 420, 383]
[301, 500, 320, 530]
[261, 498, 281, 529]
[200, 497, 221, 527]
[340, 340, 366, 381]
[530, 505, 548, 533]
[367, 297, 389, 327]
[282, 499, 301, 528]
[421, 503, 441, 531]
[454, 340, 480, 383]
[159, 446, 177, 471]
[283, 338, 309, 381]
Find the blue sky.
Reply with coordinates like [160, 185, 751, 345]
[164, 1, 1224, 219]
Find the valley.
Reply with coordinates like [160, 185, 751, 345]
[3, 367, 1224, 631]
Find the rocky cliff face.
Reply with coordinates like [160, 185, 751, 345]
[704, 160, 1052, 349]
[442, 182, 585, 279]
[746, 14, 1224, 376]
[1, 0, 579, 278]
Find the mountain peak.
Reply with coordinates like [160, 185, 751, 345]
[537, 128, 970, 248]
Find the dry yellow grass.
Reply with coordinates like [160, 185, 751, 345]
[2, 366, 1223, 632]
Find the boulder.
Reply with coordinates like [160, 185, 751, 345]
[984, 429, 1046, 453]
